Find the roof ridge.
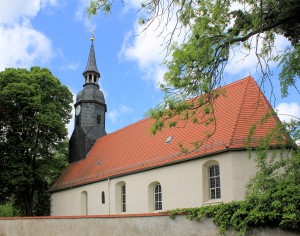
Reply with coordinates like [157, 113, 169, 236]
[221, 75, 253, 89]
[228, 76, 252, 147]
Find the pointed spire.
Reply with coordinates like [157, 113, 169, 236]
[83, 31, 100, 79]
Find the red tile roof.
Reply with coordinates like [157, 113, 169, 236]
[50, 76, 283, 192]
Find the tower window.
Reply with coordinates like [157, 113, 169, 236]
[97, 115, 101, 125]
[75, 116, 80, 126]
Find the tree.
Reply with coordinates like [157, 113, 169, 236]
[88, 0, 299, 137]
[0, 67, 72, 216]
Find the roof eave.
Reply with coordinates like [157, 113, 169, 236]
[50, 147, 234, 193]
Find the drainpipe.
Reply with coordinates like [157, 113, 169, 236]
[108, 178, 111, 214]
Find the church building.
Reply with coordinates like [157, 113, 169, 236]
[50, 37, 286, 216]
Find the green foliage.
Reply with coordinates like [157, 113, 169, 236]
[31, 140, 69, 216]
[87, 0, 112, 17]
[166, 151, 300, 234]
[0, 67, 72, 216]
[138, 17, 145, 25]
[0, 203, 21, 217]
[166, 118, 300, 235]
[178, 143, 189, 154]
[88, 0, 299, 141]
[158, 0, 299, 122]
[277, 45, 300, 98]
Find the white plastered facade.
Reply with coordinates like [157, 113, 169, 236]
[51, 150, 257, 216]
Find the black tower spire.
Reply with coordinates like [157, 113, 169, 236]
[69, 34, 107, 163]
[83, 40, 100, 78]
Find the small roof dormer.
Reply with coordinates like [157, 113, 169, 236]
[83, 33, 100, 86]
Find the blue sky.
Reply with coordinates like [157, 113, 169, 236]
[0, 0, 299, 137]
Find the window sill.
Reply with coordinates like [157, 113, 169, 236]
[152, 210, 163, 213]
[202, 199, 223, 206]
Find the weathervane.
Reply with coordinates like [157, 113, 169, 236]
[90, 29, 95, 41]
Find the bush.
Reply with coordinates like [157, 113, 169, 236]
[0, 203, 18, 217]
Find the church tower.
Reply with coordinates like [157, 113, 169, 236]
[69, 34, 107, 163]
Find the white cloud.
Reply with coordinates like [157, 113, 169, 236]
[60, 62, 80, 71]
[108, 104, 134, 123]
[0, 1, 39, 25]
[275, 102, 300, 123]
[0, 24, 53, 70]
[223, 3, 290, 76]
[0, 0, 56, 71]
[120, 0, 291, 87]
[123, 0, 142, 10]
[119, 6, 188, 87]
[119, 23, 165, 69]
[75, 0, 96, 31]
[0, 0, 57, 25]
[225, 34, 290, 76]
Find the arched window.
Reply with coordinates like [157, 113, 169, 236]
[209, 165, 221, 199]
[81, 191, 88, 215]
[154, 184, 162, 211]
[101, 191, 105, 204]
[75, 116, 80, 126]
[97, 114, 101, 125]
[115, 181, 126, 213]
[121, 184, 126, 212]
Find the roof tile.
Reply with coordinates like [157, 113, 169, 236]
[51, 76, 283, 192]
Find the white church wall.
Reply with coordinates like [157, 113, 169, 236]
[51, 150, 258, 216]
[232, 151, 258, 200]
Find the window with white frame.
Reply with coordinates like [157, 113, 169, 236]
[121, 184, 126, 212]
[154, 184, 162, 211]
[209, 165, 221, 199]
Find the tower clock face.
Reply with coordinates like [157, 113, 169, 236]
[75, 105, 81, 116]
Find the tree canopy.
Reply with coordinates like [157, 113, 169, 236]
[88, 0, 300, 137]
[0, 67, 72, 216]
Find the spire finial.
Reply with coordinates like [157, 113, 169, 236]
[83, 29, 100, 80]
[90, 29, 95, 42]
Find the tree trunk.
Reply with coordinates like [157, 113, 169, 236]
[24, 189, 34, 216]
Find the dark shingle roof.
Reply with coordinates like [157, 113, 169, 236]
[83, 42, 100, 76]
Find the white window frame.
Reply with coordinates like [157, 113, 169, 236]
[154, 184, 162, 211]
[209, 165, 221, 199]
[121, 184, 126, 212]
